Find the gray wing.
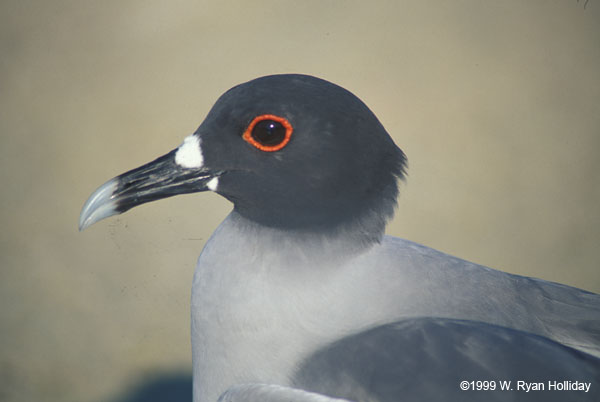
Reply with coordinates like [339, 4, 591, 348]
[366, 236, 600, 357]
[292, 318, 600, 402]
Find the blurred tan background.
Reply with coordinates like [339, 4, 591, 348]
[1, 1, 599, 401]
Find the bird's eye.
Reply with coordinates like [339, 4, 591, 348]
[242, 114, 293, 152]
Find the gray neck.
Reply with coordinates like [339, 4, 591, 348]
[190, 211, 382, 402]
[224, 210, 382, 264]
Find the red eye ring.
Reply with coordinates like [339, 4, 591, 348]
[242, 114, 293, 152]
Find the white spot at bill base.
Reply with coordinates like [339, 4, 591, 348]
[207, 177, 219, 192]
[175, 135, 203, 168]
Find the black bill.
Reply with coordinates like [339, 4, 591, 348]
[79, 149, 220, 231]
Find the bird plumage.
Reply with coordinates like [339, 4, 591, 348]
[80, 74, 600, 402]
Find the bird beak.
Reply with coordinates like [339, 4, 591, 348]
[79, 148, 220, 231]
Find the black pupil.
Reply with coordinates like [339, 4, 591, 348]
[252, 119, 286, 146]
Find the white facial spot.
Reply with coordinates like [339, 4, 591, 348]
[175, 135, 203, 168]
[207, 177, 219, 192]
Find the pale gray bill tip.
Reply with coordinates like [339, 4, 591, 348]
[79, 178, 119, 231]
